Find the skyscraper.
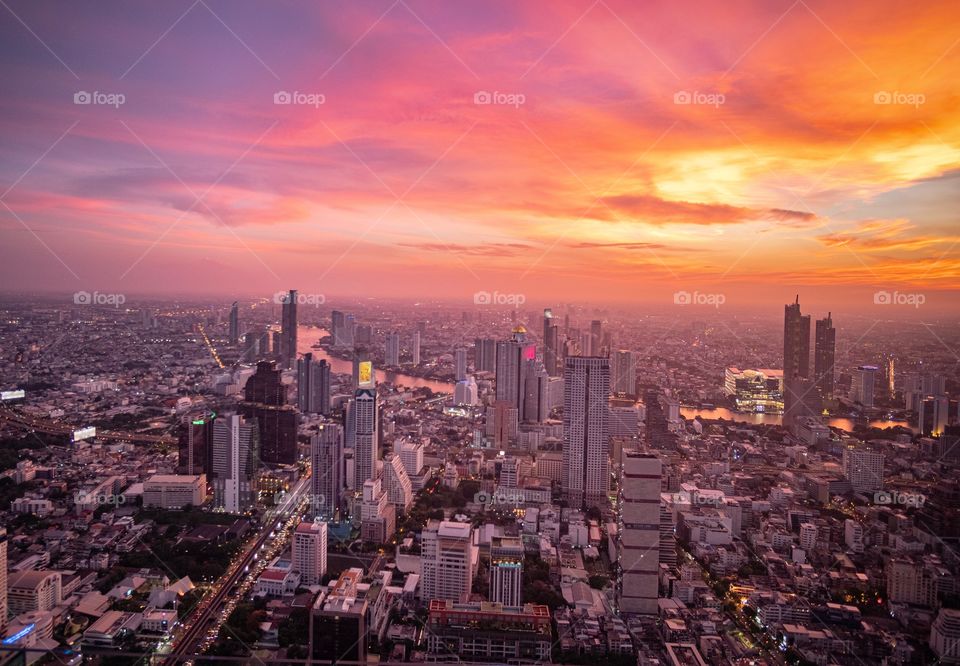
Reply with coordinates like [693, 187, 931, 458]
[814, 313, 836, 400]
[454, 347, 467, 381]
[211, 414, 259, 513]
[474, 337, 497, 373]
[281, 289, 298, 369]
[311, 423, 344, 520]
[421, 520, 476, 602]
[245, 360, 286, 405]
[298, 353, 331, 415]
[590, 320, 603, 355]
[178, 412, 214, 475]
[383, 453, 413, 512]
[496, 326, 534, 412]
[293, 521, 328, 586]
[241, 360, 297, 465]
[347, 368, 378, 490]
[562, 356, 610, 509]
[851, 365, 878, 408]
[522, 359, 550, 423]
[385, 332, 400, 366]
[783, 296, 812, 425]
[612, 349, 637, 396]
[618, 452, 662, 614]
[229, 301, 239, 345]
[490, 536, 524, 606]
[543, 309, 559, 376]
[412, 331, 421, 366]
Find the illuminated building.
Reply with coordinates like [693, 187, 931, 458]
[783, 296, 811, 425]
[293, 521, 328, 586]
[177, 411, 214, 475]
[490, 536, 524, 606]
[347, 363, 378, 490]
[421, 520, 476, 602]
[211, 414, 259, 513]
[723, 367, 784, 413]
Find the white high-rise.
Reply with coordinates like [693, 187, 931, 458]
[454, 348, 468, 381]
[211, 414, 258, 513]
[618, 452, 661, 614]
[421, 520, 476, 602]
[347, 388, 378, 490]
[454, 376, 479, 406]
[842, 446, 884, 492]
[562, 356, 610, 509]
[311, 423, 343, 520]
[489, 536, 524, 606]
[383, 453, 413, 512]
[396, 439, 424, 478]
[293, 521, 328, 585]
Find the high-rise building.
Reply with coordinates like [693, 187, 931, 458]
[454, 347, 467, 382]
[522, 359, 550, 423]
[242, 330, 261, 362]
[412, 331, 421, 366]
[851, 365, 877, 408]
[293, 520, 328, 586]
[310, 569, 367, 664]
[842, 445, 884, 492]
[297, 353, 331, 415]
[659, 501, 677, 568]
[311, 423, 344, 520]
[229, 301, 239, 345]
[421, 520, 476, 602]
[360, 478, 396, 543]
[496, 327, 535, 412]
[211, 414, 259, 513]
[177, 412, 214, 475]
[930, 608, 960, 664]
[385, 332, 401, 366]
[383, 453, 413, 512]
[489, 536, 524, 606]
[244, 360, 286, 405]
[474, 337, 497, 374]
[919, 395, 950, 437]
[590, 320, 603, 355]
[240, 361, 297, 466]
[397, 439, 424, 478]
[331, 310, 347, 347]
[0, 528, 7, 635]
[280, 289, 298, 369]
[618, 452, 662, 614]
[612, 350, 637, 396]
[783, 296, 812, 424]
[347, 376, 378, 490]
[454, 376, 479, 406]
[814, 313, 835, 400]
[562, 356, 610, 509]
[543, 309, 559, 376]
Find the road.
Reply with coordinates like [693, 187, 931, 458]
[0, 406, 176, 445]
[160, 475, 312, 665]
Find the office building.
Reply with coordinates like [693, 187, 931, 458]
[426, 600, 551, 663]
[383, 453, 413, 512]
[143, 474, 206, 509]
[245, 359, 286, 405]
[293, 520, 328, 586]
[310, 569, 368, 664]
[931, 608, 960, 664]
[310, 423, 344, 520]
[177, 412, 214, 475]
[397, 438, 424, 478]
[229, 301, 239, 345]
[346, 380, 378, 490]
[454, 347, 467, 381]
[521, 359, 550, 423]
[919, 395, 950, 437]
[7, 570, 61, 615]
[489, 536, 524, 606]
[814, 313, 836, 400]
[783, 296, 811, 424]
[543, 308, 559, 376]
[360, 478, 396, 543]
[474, 337, 497, 374]
[496, 326, 535, 412]
[412, 330, 421, 366]
[590, 320, 603, 355]
[297, 353, 331, 415]
[486, 401, 519, 447]
[211, 414, 259, 513]
[842, 446, 884, 492]
[421, 520, 477, 602]
[618, 452, 661, 614]
[280, 289, 298, 369]
[851, 365, 877, 408]
[241, 360, 297, 466]
[385, 332, 400, 366]
[454, 376, 479, 406]
[562, 356, 610, 509]
[612, 349, 637, 396]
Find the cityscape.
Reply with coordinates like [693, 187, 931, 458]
[1, 1, 959, 666]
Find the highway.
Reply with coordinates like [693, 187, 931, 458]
[161, 474, 312, 665]
[0, 406, 176, 445]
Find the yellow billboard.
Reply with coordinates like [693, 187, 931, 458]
[358, 360, 373, 387]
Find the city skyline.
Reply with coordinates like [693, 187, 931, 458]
[0, 1, 958, 308]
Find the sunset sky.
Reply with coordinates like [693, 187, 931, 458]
[1, 0, 958, 310]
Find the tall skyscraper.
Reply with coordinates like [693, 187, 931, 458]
[298, 353, 331, 415]
[612, 349, 637, 396]
[783, 296, 812, 425]
[814, 313, 836, 400]
[851, 365, 878, 408]
[562, 356, 610, 509]
[0, 528, 7, 635]
[618, 452, 662, 614]
[474, 337, 497, 373]
[211, 414, 259, 513]
[412, 331, 421, 366]
[331, 310, 346, 347]
[590, 320, 603, 355]
[496, 326, 534, 412]
[421, 520, 476, 602]
[245, 360, 286, 405]
[383, 453, 413, 512]
[346, 367, 378, 490]
[229, 301, 239, 345]
[280, 289, 298, 369]
[490, 536, 524, 606]
[241, 360, 297, 465]
[543, 309, 559, 376]
[293, 521, 328, 586]
[385, 332, 401, 366]
[522, 359, 550, 423]
[178, 412, 214, 475]
[454, 347, 467, 381]
[311, 423, 344, 520]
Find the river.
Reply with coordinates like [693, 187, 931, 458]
[296, 326, 454, 393]
[680, 406, 913, 433]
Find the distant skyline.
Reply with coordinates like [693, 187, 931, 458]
[1, 0, 958, 309]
